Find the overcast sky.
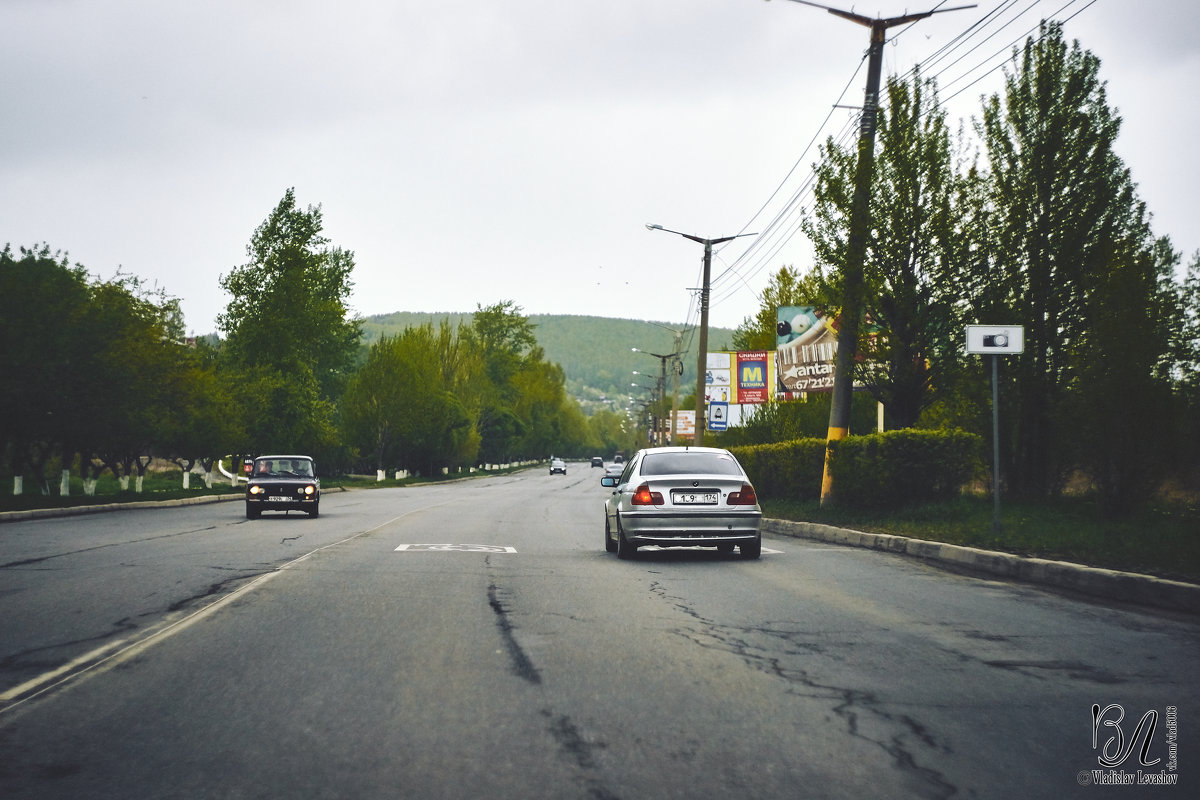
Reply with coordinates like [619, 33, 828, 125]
[4, 0, 1197, 335]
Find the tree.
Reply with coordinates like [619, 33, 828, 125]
[342, 325, 478, 476]
[0, 245, 91, 493]
[469, 301, 538, 462]
[980, 22, 1160, 501]
[803, 71, 958, 429]
[218, 189, 360, 458]
[218, 188, 361, 400]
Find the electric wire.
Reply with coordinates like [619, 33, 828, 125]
[705, 0, 1103, 318]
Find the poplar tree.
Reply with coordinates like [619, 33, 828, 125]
[980, 22, 1161, 502]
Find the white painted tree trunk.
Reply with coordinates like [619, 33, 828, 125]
[83, 478, 97, 496]
[203, 470, 214, 488]
[60, 469, 71, 496]
[135, 474, 144, 493]
[13, 476, 22, 495]
[119, 475, 130, 491]
[182, 471, 191, 489]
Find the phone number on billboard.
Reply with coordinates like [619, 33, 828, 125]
[789, 377, 835, 391]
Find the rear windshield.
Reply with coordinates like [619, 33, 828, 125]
[640, 452, 742, 477]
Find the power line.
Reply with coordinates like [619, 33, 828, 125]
[706, 0, 1103, 318]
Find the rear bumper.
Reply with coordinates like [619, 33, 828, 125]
[620, 510, 761, 546]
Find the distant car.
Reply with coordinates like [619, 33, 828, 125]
[603, 463, 624, 480]
[601, 446, 761, 559]
[590, 456, 604, 468]
[613, 454, 624, 464]
[550, 458, 567, 475]
[246, 455, 320, 519]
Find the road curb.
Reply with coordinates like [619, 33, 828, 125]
[763, 518, 1199, 616]
[0, 492, 244, 522]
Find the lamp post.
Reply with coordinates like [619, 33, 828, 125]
[646, 224, 756, 446]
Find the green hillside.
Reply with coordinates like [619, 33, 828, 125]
[361, 312, 738, 414]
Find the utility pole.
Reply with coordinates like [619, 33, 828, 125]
[771, 0, 974, 505]
[646, 225, 756, 447]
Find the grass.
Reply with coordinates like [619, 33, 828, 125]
[762, 494, 1200, 585]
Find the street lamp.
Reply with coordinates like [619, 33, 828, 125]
[646, 224, 756, 446]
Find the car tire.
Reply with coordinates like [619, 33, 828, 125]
[308, 503, 319, 518]
[604, 516, 617, 553]
[246, 504, 260, 520]
[740, 535, 761, 559]
[615, 516, 638, 560]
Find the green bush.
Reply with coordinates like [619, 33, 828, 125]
[731, 429, 983, 510]
[729, 439, 826, 502]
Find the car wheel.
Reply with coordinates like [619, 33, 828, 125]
[308, 503, 319, 518]
[615, 516, 638, 560]
[740, 534, 761, 559]
[604, 516, 617, 553]
[246, 504, 260, 520]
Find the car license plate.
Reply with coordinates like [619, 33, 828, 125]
[672, 491, 718, 505]
[267, 496, 289, 502]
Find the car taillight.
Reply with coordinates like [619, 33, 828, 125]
[631, 483, 663, 506]
[727, 483, 758, 505]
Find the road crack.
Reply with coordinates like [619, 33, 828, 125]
[487, 583, 541, 685]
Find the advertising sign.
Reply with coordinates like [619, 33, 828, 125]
[673, 409, 696, 439]
[776, 306, 838, 393]
[736, 351, 770, 404]
[705, 352, 734, 404]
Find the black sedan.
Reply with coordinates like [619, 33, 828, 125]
[246, 455, 320, 519]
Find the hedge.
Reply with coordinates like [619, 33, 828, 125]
[729, 429, 983, 510]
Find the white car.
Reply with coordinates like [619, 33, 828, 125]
[600, 447, 762, 559]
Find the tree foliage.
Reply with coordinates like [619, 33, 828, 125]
[218, 189, 361, 462]
[219, 188, 361, 400]
[738, 22, 1196, 516]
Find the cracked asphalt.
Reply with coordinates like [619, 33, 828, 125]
[1, 467, 1196, 799]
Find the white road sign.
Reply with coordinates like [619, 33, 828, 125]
[966, 325, 1025, 354]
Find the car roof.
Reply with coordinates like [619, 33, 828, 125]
[633, 446, 733, 456]
[255, 454, 314, 460]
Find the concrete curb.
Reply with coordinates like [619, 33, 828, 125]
[0, 492, 244, 522]
[763, 518, 1200, 616]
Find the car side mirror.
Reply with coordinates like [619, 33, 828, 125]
[601, 476, 617, 487]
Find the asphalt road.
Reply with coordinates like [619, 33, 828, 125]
[1, 466, 1195, 799]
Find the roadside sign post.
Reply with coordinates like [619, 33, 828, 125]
[708, 401, 729, 432]
[966, 326, 1024, 533]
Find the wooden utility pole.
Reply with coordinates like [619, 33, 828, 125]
[772, 0, 974, 505]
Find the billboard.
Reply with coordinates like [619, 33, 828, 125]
[705, 351, 774, 405]
[776, 306, 838, 393]
[736, 351, 770, 404]
[705, 352, 734, 404]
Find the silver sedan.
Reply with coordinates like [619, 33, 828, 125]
[600, 447, 762, 559]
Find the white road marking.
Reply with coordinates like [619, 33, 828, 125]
[395, 544, 518, 553]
